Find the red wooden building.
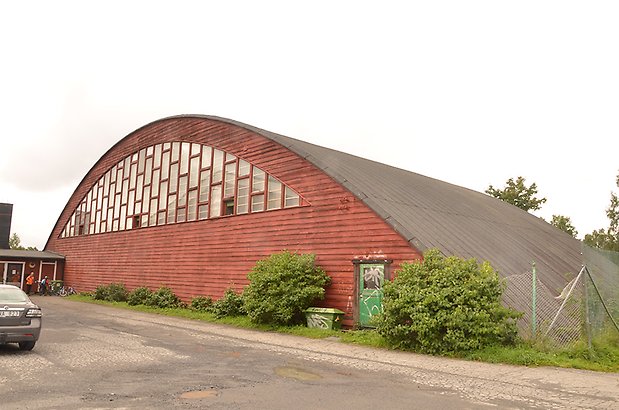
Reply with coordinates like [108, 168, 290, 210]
[45, 115, 582, 327]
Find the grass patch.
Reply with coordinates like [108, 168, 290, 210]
[64, 294, 619, 372]
[460, 338, 619, 372]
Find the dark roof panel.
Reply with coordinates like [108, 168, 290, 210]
[0, 249, 65, 260]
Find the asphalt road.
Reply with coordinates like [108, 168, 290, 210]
[1, 297, 617, 410]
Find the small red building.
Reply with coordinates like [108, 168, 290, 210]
[45, 115, 582, 327]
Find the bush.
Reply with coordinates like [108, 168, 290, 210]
[149, 287, 185, 309]
[127, 286, 154, 306]
[375, 249, 521, 354]
[243, 251, 331, 325]
[212, 288, 245, 318]
[93, 283, 128, 302]
[190, 296, 214, 312]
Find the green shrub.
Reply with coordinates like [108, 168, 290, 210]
[212, 288, 245, 318]
[375, 249, 521, 354]
[127, 286, 154, 306]
[149, 287, 185, 309]
[190, 296, 214, 312]
[93, 283, 128, 302]
[243, 251, 331, 325]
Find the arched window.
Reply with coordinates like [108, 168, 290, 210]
[60, 142, 303, 238]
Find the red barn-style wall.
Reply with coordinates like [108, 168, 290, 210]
[45, 116, 422, 326]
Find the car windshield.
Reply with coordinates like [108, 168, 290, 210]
[0, 288, 28, 303]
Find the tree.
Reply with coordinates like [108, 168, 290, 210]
[8, 233, 38, 251]
[243, 251, 330, 325]
[584, 171, 619, 252]
[375, 249, 520, 354]
[550, 215, 578, 238]
[485, 176, 547, 212]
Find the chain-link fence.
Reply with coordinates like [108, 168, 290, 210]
[502, 244, 619, 348]
[582, 245, 619, 343]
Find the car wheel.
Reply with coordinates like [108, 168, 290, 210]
[18, 341, 36, 351]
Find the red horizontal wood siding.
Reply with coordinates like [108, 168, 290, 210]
[45, 117, 422, 326]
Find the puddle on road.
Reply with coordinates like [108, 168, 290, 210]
[180, 390, 219, 399]
[275, 366, 322, 381]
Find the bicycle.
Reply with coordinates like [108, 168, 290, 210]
[59, 286, 76, 297]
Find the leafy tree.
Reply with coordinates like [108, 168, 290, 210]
[550, 215, 578, 238]
[585, 171, 619, 251]
[243, 251, 331, 325]
[375, 249, 521, 354]
[8, 233, 38, 251]
[485, 176, 547, 212]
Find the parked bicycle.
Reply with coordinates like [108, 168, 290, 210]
[59, 286, 76, 297]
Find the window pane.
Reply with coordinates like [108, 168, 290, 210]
[138, 149, 146, 174]
[151, 169, 160, 197]
[237, 178, 249, 214]
[116, 169, 123, 193]
[177, 207, 186, 223]
[224, 162, 236, 197]
[212, 149, 224, 183]
[171, 142, 180, 162]
[201, 146, 212, 168]
[121, 180, 128, 205]
[252, 168, 265, 192]
[224, 199, 234, 215]
[169, 163, 179, 193]
[154, 144, 162, 168]
[189, 157, 200, 188]
[191, 143, 201, 156]
[144, 157, 152, 184]
[226, 152, 236, 161]
[142, 186, 151, 212]
[158, 211, 166, 225]
[149, 198, 157, 225]
[114, 194, 121, 218]
[110, 165, 117, 183]
[238, 159, 250, 176]
[161, 151, 170, 180]
[187, 190, 197, 221]
[128, 191, 135, 215]
[136, 175, 143, 200]
[210, 185, 222, 218]
[199, 170, 210, 202]
[178, 176, 188, 207]
[129, 163, 137, 189]
[251, 194, 264, 212]
[198, 204, 208, 220]
[119, 206, 126, 230]
[167, 194, 177, 223]
[285, 186, 300, 207]
[180, 142, 190, 174]
[159, 181, 168, 210]
[267, 176, 282, 210]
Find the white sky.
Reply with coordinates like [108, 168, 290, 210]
[1, 1, 618, 249]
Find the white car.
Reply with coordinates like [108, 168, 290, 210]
[0, 284, 42, 350]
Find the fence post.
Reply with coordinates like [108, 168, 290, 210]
[532, 261, 537, 337]
[584, 270, 592, 351]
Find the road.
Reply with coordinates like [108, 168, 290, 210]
[1, 297, 617, 409]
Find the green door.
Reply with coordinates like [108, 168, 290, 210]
[359, 264, 385, 326]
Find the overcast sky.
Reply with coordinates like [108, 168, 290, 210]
[1, 1, 618, 249]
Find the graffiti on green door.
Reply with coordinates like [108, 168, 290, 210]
[359, 264, 385, 327]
